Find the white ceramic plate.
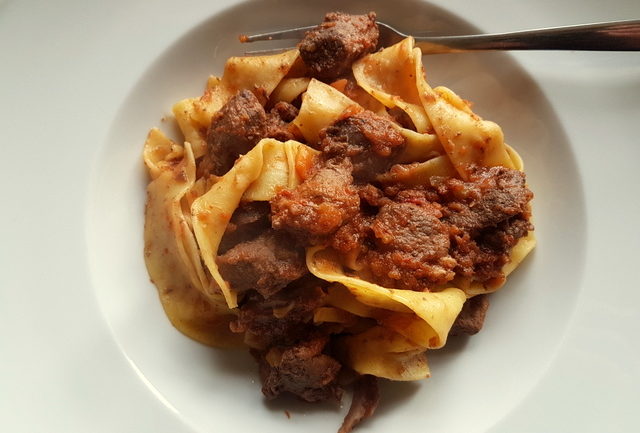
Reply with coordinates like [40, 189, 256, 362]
[2, 1, 639, 432]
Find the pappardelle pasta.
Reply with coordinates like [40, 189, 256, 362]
[143, 11, 534, 433]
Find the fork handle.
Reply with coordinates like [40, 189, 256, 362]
[415, 20, 640, 53]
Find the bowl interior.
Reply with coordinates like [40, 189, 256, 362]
[86, 1, 586, 432]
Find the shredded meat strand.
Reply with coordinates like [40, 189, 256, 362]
[338, 375, 380, 433]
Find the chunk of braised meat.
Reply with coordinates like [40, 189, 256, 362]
[218, 201, 271, 254]
[331, 213, 374, 258]
[265, 101, 299, 142]
[450, 231, 505, 284]
[433, 166, 533, 233]
[367, 201, 456, 290]
[358, 183, 389, 208]
[338, 375, 380, 433]
[271, 158, 360, 243]
[200, 93, 301, 176]
[270, 101, 299, 122]
[254, 336, 342, 403]
[217, 229, 307, 298]
[449, 294, 490, 336]
[314, 166, 533, 291]
[231, 276, 327, 349]
[202, 90, 268, 175]
[429, 166, 533, 285]
[298, 12, 379, 81]
[452, 217, 533, 285]
[319, 110, 405, 181]
[478, 217, 532, 253]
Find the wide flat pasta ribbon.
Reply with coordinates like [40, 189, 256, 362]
[143, 128, 185, 180]
[354, 36, 522, 179]
[338, 326, 431, 381]
[307, 246, 466, 349]
[378, 155, 457, 186]
[293, 78, 441, 166]
[395, 127, 443, 164]
[173, 49, 301, 158]
[270, 77, 311, 104]
[143, 134, 240, 347]
[415, 67, 516, 179]
[293, 78, 362, 145]
[353, 37, 431, 133]
[191, 138, 318, 308]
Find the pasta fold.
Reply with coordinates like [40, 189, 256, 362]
[418, 80, 515, 180]
[338, 326, 431, 381]
[142, 128, 185, 180]
[191, 138, 318, 308]
[293, 78, 361, 145]
[173, 49, 301, 158]
[353, 37, 431, 133]
[307, 247, 466, 349]
[270, 77, 311, 104]
[143, 139, 239, 347]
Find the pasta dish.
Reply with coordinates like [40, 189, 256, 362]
[142, 12, 535, 432]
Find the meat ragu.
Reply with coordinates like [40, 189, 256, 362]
[143, 10, 535, 433]
[298, 12, 379, 80]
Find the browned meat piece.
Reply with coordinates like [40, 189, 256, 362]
[271, 158, 360, 242]
[433, 166, 533, 233]
[270, 101, 299, 123]
[450, 230, 505, 284]
[358, 183, 389, 208]
[231, 276, 327, 349]
[265, 101, 299, 142]
[331, 213, 373, 258]
[449, 294, 490, 336]
[338, 375, 379, 433]
[256, 337, 342, 402]
[298, 12, 379, 81]
[300, 165, 533, 291]
[218, 201, 271, 254]
[427, 166, 533, 285]
[200, 94, 302, 176]
[478, 217, 533, 253]
[217, 229, 307, 298]
[368, 201, 456, 290]
[203, 90, 268, 175]
[452, 216, 533, 285]
[319, 110, 405, 181]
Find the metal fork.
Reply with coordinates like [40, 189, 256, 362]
[242, 20, 640, 54]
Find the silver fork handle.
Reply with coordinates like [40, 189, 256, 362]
[415, 20, 640, 53]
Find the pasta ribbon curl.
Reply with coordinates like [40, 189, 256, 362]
[191, 139, 318, 308]
[173, 49, 301, 158]
[143, 132, 240, 347]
